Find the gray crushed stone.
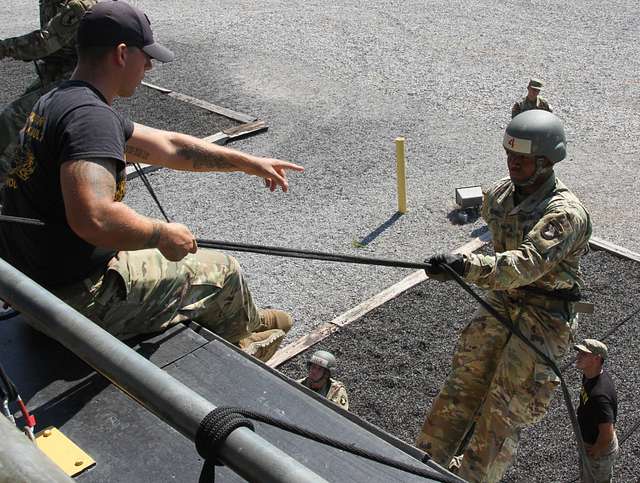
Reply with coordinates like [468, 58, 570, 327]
[279, 249, 640, 483]
[113, 89, 240, 137]
[3, 1, 640, 346]
[2, 3, 640, 479]
[0, 59, 32, 105]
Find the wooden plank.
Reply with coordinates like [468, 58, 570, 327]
[202, 120, 268, 145]
[454, 229, 492, 254]
[269, 231, 493, 367]
[267, 323, 339, 368]
[140, 81, 172, 94]
[141, 81, 257, 123]
[589, 236, 640, 264]
[168, 91, 256, 123]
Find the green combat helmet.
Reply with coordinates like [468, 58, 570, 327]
[309, 350, 336, 372]
[503, 110, 566, 186]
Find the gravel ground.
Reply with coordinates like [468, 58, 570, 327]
[1, 2, 639, 481]
[279, 249, 640, 482]
[3, 1, 639, 345]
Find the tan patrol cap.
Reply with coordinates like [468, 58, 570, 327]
[528, 78, 544, 90]
[574, 338, 608, 360]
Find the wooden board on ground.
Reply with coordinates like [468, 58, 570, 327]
[142, 81, 256, 123]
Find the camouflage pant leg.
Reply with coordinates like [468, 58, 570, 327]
[171, 249, 261, 343]
[581, 434, 618, 483]
[458, 302, 575, 483]
[0, 81, 52, 182]
[55, 248, 260, 342]
[416, 295, 511, 466]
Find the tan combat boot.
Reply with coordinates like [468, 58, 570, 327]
[256, 309, 293, 334]
[238, 329, 286, 363]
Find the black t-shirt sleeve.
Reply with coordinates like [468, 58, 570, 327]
[57, 104, 133, 164]
[590, 395, 616, 424]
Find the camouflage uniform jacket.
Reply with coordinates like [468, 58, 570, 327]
[297, 377, 349, 410]
[465, 173, 591, 293]
[0, 0, 96, 83]
[511, 96, 552, 118]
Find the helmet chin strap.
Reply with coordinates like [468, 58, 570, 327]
[512, 156, 553, 188]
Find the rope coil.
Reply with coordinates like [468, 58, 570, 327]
[195, 407, 255, 482]
[195, 406, 461, 483]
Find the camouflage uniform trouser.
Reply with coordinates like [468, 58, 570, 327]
[52, 249, 260, 342]
[581, 434, 619, 483]
[0, 78, 64, 183]
[416, 291, 576, 483]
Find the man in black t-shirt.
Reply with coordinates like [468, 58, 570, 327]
[0, 1, 303, 362]
[575, 338, 618, 483]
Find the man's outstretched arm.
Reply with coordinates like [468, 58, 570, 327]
[60, 157, 197, 261]
[125, 123, 304, 192]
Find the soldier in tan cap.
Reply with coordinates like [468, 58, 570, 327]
[511, 78, 552, 118]
[575, 339, 618, 482]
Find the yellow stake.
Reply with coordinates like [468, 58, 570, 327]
[395, 137, 408, 213]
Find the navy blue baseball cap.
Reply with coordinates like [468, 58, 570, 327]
[77, 1, 174, 63]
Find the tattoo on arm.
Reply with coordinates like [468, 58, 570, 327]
[125, 144, 150, 161]
[144, 220, 162, 248]
[177, 143, 234, 170]
[70, 158, 118, 200]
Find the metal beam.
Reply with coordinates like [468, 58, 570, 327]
[0, 257, 327, 483]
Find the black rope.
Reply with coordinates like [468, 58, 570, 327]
[0, 214, 45, 226]
[0, 206, 433, 271]
[0, 173, 620, 481]
[196, 407, 255, 483]
[132, 163, 171, 222]
[619, 417, 640, 446]
[196, 406, 461, 483]
[0, 363, 18, 403]
[129, 166, 432, 271]
[196, 238, 431, 270]
[440, 264, 597, 483]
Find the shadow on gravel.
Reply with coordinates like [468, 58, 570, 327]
[353, 212, 404, 248]
[447, 207, 481, 226]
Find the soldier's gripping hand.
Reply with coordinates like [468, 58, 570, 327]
[156, 222, 198, 262]
[424, 253, 466, 282]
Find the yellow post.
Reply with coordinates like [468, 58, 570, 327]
[395, 137, 408, 213]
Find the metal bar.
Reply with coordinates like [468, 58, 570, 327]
[0, 257, 327, 483]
